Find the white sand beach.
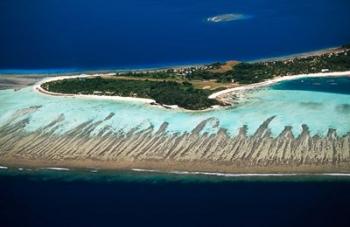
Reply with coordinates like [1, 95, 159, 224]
[33, 73, 156, 104]
[209, 70, 350, 99]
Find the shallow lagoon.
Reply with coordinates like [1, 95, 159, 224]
[0, 76, 349, 137]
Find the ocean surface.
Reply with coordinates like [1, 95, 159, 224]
[0, 0, 350, 72]
[0, 168, 350, 227]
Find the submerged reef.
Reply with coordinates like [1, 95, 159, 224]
[0, 106, 349, 172]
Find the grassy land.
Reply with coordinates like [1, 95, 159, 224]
[108, 75, 234, 90]
[42, 77, 221, 110]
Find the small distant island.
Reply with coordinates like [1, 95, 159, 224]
[207, 13, 249, 23]
[40, 45, 350, 110]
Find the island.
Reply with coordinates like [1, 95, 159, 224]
[38, 45, 350, 110]
[41, 78, 222, 110]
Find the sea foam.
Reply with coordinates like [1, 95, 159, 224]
[41, 167, 70, 171]
[132, 169, 299, 177]
[132, 169, 350, 178]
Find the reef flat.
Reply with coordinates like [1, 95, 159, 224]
[1, 105, 349, 173]
[0, 75, 41, 90]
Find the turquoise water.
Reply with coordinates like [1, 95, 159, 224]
[1, 76, 350, 227]
[1, 76, 350, 137]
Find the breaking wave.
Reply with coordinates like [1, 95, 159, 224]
[41, 167, 70, 171]
[132, 169, 350, 177]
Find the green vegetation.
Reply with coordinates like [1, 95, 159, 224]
[221, 63, 275, 84]
[188, 48, 350, 84]
[118, 71, 179, 80]
[42, 77, 220, 110]
[188, 70, 220, 80]
[219, 48, 350, 84]
[208, 62, 225, 69]
[112, 48, 350, 85]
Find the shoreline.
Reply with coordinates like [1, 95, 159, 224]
[2, 165, 350, 179]
[0, 62, 211, 77]
[209, 70, 350, 99]
[249, 46, 341, 63]
[131, 169, 350, 177]
[1, 158, 350, 176]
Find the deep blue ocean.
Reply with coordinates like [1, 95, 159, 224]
[1, 169, 350, 227]
[1, 0, 350, 72]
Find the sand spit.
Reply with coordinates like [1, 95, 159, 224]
[0, 106, 349, 173]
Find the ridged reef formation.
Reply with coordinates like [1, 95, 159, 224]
[0, 106, 349, 173]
